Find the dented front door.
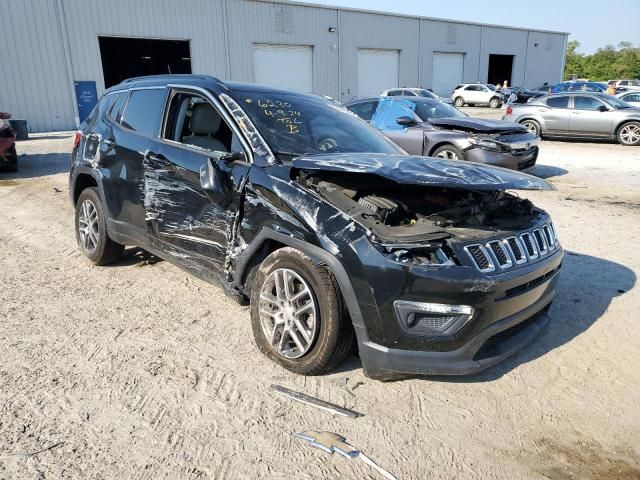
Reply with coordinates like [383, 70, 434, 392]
[143, 141, 249, 274]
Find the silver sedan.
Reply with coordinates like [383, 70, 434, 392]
[502, 92, 640, 146]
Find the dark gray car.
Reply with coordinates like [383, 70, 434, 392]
[346, 97, 540, 171]
[503, 92, 640, 146]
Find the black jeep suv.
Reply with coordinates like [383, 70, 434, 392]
[70, 75, 563, 380]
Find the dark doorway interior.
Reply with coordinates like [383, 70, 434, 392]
[98, 36, 192, 88]
[488, 54, 514, 87]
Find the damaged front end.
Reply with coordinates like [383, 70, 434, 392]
[287, 154, 563, 378]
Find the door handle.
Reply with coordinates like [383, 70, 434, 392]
[143, 150, 172, 169]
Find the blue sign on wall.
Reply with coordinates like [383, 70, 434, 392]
[74, 81, 98, 124]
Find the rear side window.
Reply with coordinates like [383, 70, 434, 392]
[108, 92, 129, 123]
[85, 95, 115, 129]
[387, 90, 402, 96]
[624, 93, 640, 102]
[347, 100, 380, 121]
[546, 96, 569, 109]
[584, 84, 601, 92]
[121, 89, 167, 137]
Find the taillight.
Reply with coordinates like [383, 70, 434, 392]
[506, 106, 513, 115]
[73, 131, 82, 148]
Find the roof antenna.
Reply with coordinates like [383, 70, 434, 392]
[167, 64, 172, 74]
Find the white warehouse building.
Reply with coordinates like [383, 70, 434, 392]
[0, 0, 568, 132]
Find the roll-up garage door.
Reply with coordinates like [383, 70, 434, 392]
[253, 44, 313, 93]
[357, 49, 399, 98]
[432, 52, 464, 96]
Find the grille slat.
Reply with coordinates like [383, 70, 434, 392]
[520, 233, 539, 259]
[488, 241, 512, 268]
[533, 229, 548, 254]
[542, 224, 555, 248]
[464, 245, 495, 272]
[505, 236, 527, 264]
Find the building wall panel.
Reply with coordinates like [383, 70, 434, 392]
[225, 0, 339, 98]
[419, 20, 482, 89]
[339, 11, 420, 102]
[0, 0, 76, 132]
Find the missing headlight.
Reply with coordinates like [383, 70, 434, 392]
[387, 246, 455, 266]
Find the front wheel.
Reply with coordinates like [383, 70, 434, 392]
[617, 121, 640, 146]
[454, 97, 465, 107]
[4, 145, 17, 172]
[432, 144, 466, 161]
[250, 247, 354, 375]
[489, 97, 501, 108]
[520, 119, 541, 137]
[75, 187, 124, 265]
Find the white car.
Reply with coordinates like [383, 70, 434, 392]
[451, 83, 503, 108]
[380, 87, 452, 103]
[616, 91, 640, 107]
[612, 79, 640, 91]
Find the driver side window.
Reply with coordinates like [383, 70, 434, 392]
[163, 91, 239, 154]
[370, 99, 416, 130]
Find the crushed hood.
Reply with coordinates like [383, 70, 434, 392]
[429, 117, 527, 134]
[292, 153, 553, 191]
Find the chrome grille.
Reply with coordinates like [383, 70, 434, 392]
[464, 223, 559, 273]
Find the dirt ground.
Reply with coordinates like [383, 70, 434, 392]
[1, 131, 639, 479]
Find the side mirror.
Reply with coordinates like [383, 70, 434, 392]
[396, 116, 417, 126]
[598, 105, 609, 112]
[199, 158, 230, 205]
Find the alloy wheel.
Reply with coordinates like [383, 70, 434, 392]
[259, 268, 318, 359]
[435, 149, 460, 160]
[619, 123, 640, 145]
[521, 121, 539, 135]
[78, 199, 99, 252]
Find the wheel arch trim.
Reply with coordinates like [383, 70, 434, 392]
[233, 228, 366, 331]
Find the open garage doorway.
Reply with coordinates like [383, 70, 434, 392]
[488, 54, 513, 87]
[98, 37, 192, 88]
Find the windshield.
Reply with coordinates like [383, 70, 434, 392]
[230, 92, 401, 159]
[486, 84, 497, 91]
[602, 95, 633, 109]
[411, 100, 467, 120]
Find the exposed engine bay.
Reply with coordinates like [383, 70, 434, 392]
[301, 172, 541, 244]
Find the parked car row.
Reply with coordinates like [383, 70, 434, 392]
[70, 74, 563, 379]
[504, 92, 640, 146]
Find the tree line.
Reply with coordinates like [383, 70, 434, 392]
[564, 41, 640, 81]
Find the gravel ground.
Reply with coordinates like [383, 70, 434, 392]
[1, 131, 639, 479]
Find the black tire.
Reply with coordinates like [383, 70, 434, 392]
[616, 121, 640, 146]
[431, 144, 466, 161]
[489, 97, 501, 108]
[250, 247, 354, 375]
[75, 187, 123, 265]
[520, 119, 541, 137]
[454, 97, 465, 107]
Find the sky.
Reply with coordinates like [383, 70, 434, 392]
[311, 0, 640, 54]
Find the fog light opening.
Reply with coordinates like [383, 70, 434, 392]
[394, 301, 474, 335]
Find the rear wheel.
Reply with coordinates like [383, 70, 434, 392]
[520, 119, 541, 137]
[432, 144, 466, 161]
[454, 97, 465, 107]
[75, 187, 123, 265]
[250, 247, 354, 375]
[489, 97, 501, 108]
[617, 121, 640, 146]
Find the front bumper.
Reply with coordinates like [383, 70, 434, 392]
[465, 145, 538, 171]
[348, 233, 563, 380]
